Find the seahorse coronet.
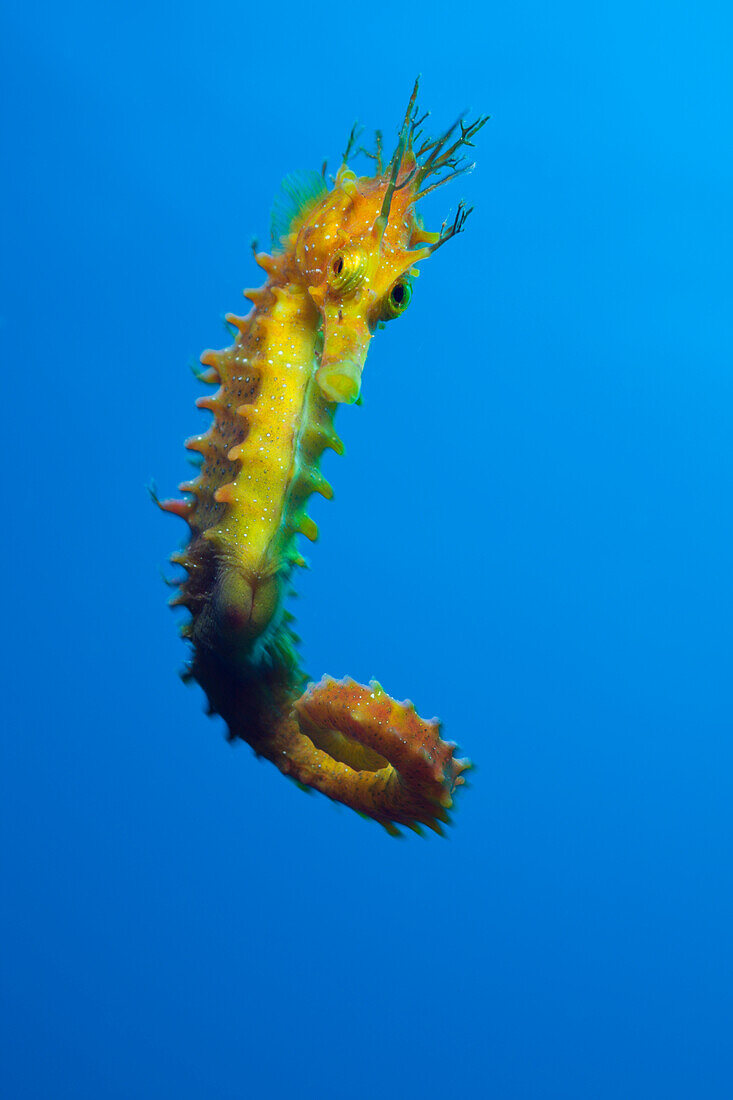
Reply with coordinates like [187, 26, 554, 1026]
[161, 80, 487, 833]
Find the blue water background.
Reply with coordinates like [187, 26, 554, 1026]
[3, 2, 733, 1096]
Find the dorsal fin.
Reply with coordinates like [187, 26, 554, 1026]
[270, 170, 328, 251]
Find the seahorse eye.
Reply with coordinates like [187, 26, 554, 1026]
[328, 250, 366, 293]
[381, 278, 412, 320]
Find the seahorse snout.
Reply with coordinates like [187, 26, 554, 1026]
[316, 358, 362, 404]
[316, 310, 371, 404]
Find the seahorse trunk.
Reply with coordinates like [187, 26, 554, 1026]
[167, 261, 340, 668]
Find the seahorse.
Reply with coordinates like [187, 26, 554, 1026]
[158, 81, 487, 835]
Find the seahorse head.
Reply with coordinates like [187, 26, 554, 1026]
[291, 82, 488, 404]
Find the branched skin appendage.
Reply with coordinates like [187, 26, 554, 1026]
[159, 82, 487, 835]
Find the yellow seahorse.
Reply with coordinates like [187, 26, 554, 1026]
[158, 81, 487, 834]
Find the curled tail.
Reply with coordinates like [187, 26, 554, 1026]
[191, 641, 470, 835]
[292, 676, 470, 835]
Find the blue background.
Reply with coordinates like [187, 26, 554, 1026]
[3, 2, 733, 1096]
